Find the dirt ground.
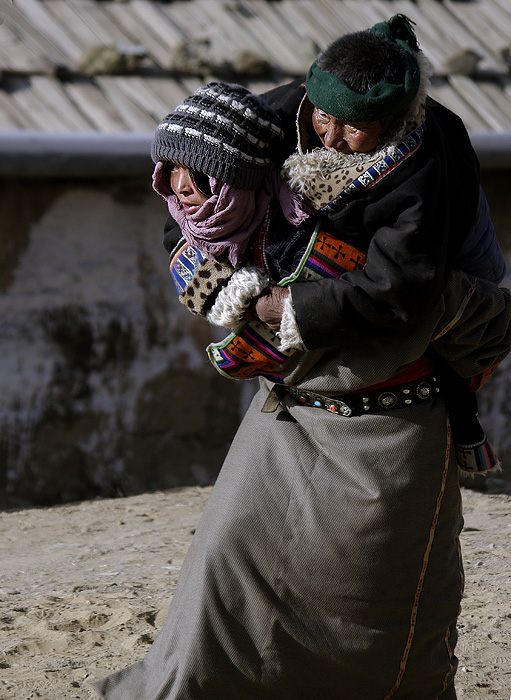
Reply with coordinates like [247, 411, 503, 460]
[0, 485, 510, 700]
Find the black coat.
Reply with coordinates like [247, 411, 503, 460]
[262, 81, 482, 351]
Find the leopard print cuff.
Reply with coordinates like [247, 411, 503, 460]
[179, 256, 235, 317]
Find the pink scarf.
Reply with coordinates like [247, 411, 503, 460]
[152, 162, 311, 267]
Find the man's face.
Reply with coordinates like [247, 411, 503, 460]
[312, 107, 392, 154]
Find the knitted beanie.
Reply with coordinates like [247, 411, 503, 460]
[151, 82, 284, 190]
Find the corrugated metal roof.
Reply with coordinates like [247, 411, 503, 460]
[0, 0, 511, 137]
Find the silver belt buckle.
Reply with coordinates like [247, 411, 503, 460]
[330, 397, 353, 416]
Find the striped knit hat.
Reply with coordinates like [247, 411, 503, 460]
[151, 82, 284, 190]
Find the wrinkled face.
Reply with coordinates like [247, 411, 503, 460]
[170, 164, 209, 214]
[311, 107, 392, 154]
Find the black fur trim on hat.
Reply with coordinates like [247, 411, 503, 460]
[151, 82, 284, 190]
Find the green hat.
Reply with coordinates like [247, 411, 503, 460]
[306, 14, 421, 122]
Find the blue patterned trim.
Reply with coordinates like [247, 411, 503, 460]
[169, 240, 206, 295]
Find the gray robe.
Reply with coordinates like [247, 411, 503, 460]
[94, 272, 511, 700]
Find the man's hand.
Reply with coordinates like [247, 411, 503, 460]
[254, 286, 290, 329]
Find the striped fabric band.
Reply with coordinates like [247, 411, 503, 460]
[207, 223, 367, 382]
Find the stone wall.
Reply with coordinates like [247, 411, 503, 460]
[0, 178, 255, 508]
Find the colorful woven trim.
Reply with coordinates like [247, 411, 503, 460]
[320, 122, 425, 213]
[207, 224, 367, 382]
[278, 226, 367, 285]
[208, 322, 291, 383]
[456, 438, 500, 474]
[169, 240, 206, 295]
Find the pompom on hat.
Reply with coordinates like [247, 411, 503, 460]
[151, 82, 285, 190]
[306, 14, 422, 122]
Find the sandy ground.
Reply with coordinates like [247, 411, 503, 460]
[0, 485, 510, 700]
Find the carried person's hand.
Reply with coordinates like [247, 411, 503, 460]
[254, 286, 290, 330]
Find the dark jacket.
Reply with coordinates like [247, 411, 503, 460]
[263, 80, 490, 350]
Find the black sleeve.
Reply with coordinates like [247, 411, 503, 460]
[163, 214, 182, 253]
[290, 102, 481, 351]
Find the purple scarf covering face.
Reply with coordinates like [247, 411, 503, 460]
[152, 162, 311, 267]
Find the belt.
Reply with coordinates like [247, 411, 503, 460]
[285, 373, 440, 417]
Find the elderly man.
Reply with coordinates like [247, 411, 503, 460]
[258, 16, 502, 343]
